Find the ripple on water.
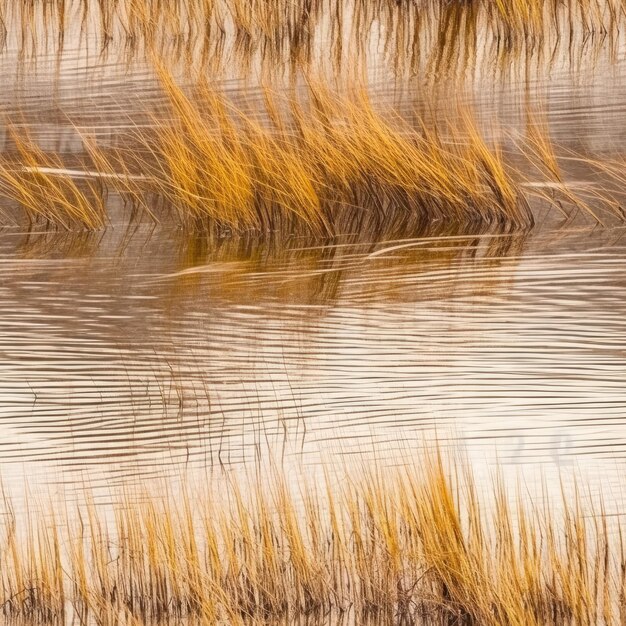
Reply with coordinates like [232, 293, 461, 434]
[0, 226, 624, 506]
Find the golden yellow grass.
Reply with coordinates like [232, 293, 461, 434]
[0, 75, 539, 232]
[1, 3, 625, 233]
[131, 76, 532, 232]
[3, 77, 626, 233]
[1, 449, 625, 625]
[0, 127, 107, 230]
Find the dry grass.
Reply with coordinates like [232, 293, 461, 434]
[1, 2, 624, 234]
[0, 79, 536, 232]
[514, 112, 626, 226]
[0, 449, 624, 625]
[132, 77, 531, 232]
[3, 77, 626, 232]
[0, 127, 107, 230]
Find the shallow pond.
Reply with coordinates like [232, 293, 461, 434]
[3, 6, 626, 624]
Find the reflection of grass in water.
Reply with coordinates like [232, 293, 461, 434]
[1, 0, 623, 83]
[0, 447, 622, 625]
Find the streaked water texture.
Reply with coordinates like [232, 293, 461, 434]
[0, 226, 623, 500]
[1, 0, 626, 514]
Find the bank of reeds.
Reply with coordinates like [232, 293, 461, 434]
[7, 84, 626, 232]
[0, 450, 624, 625]
[141, 78, 533, 231]
[0, 80, 539, 232]
[5, 78, 626, 233]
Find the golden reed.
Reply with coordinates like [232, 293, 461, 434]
[2, 77, 626, 233]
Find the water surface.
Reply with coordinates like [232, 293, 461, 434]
[1, 0, 626, 514]
[0, 223, 624, 511]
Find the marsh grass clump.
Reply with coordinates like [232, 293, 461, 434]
[0, 451, 625, 625]
[3, 81, 626, 233]
[81, 78, 533, 233]
[0, 127, 107, 230]
[0, 73, 537, 233]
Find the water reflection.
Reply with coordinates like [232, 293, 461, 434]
[0, 224, 624, 504]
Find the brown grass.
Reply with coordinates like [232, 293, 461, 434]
[1, 2, 624, 234]
[5, 79, 626, 232]
[3, 76, 626, 233]
[134, 77, 531, 232]
[514, 111, 626, 226]
[0, 78, 537, 232]
[0, 449, 624, 625]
